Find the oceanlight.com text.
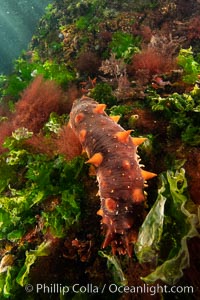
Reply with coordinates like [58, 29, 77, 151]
[25, 283, 194, 296]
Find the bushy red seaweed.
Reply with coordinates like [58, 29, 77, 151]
[132, 49, 172, 76]
[25, 134, 57, 157]
[56, 125, 82, 160]
[129, 48, 175, 83]
[0, 76, 73, 153]
[13, 76, 65, 133]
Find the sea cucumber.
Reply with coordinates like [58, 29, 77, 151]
[69, 96, 156, 256]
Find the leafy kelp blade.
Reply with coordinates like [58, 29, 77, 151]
[16, 241, 51, 287]
[134, 178, 167, 263]
[135, 167, 199, 284]
[98, 251, 128, 286]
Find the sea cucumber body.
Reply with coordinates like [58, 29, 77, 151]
[70, 96, 145, 255]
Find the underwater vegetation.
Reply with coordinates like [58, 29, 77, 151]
[0, 0, 200, 299]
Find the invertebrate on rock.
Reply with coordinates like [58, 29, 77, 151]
[69, 96, 156, 256]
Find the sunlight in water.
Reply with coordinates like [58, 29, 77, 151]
[0, 0, 51, 74]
